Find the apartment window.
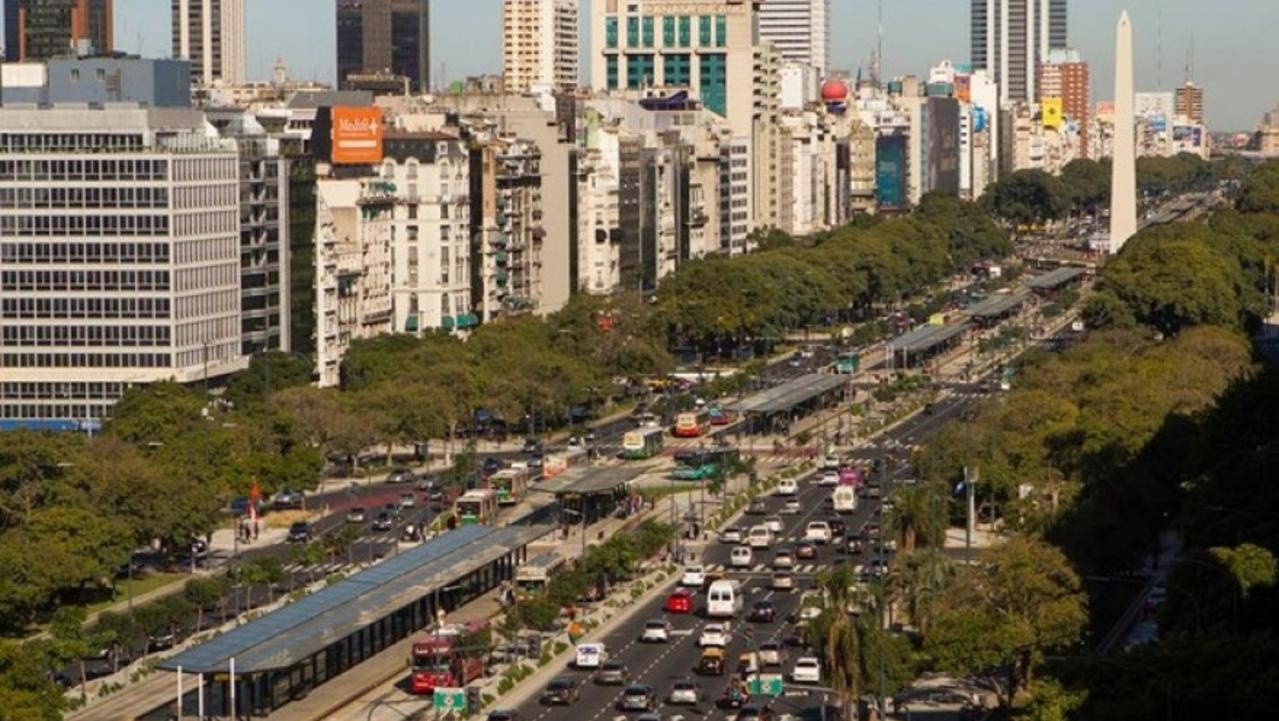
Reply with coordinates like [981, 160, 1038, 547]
[626, 17, 639, 47]
[678, 16, 691, 47]
[641, 16, 654, 47]
[699, 16, 711, 46]
[605, 16, 618, 48]
[606, 56, 619, 89]
[663, 16, 675, 47]
[715, 15, 727, 47]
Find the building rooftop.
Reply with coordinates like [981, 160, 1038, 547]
[890, 322, 969, 353]
[726, 373, 850, 415]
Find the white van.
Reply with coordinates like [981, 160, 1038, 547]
[747, 525, 774, 549]
[832, 486, 857, 514]
[575, 642, 607, 669]
[777, 478, 799, 496]
[706, 579, 744, 618]
[730, 545, 754, 568]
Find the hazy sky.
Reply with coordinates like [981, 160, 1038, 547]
[22, 0, 1279, 130]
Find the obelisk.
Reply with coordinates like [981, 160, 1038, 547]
[1109, 11, 1138, 254]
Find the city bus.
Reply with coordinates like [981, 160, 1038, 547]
[453, 488, 498, 526]
[621, 427, 665, 460]
[488, 467, 529, 506]
[836, 352, 860, 374]
[707, 405, 736, 426]
[673, 410, 711, 438]
[669, 446, 741, 481]
[409, 633, 484, 694]
[514, 551, 567, 599]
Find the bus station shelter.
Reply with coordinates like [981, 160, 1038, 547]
[1028, 266, 1086, 296]
[725, 373, 850, 435]
[155, 524, 551, 719]
[535, 466, 644, 526]
[888, 322, 969, 369]
[966, 292, 1028, 328]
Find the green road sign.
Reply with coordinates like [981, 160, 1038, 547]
[433, 687, 466, 712]
[747, 673, 784, 696]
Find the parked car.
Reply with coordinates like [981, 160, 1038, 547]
[272, 489, 305, 510]
[386, 467, 415, 484]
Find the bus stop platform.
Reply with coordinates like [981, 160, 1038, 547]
[887, 322, 969, 369]
[148, 523, 553, 719]
[534, 466, 645, 525]
[725, 373, 850, 434]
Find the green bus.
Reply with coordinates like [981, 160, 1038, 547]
[836, 352, 860, 374]
[620, 427, 665, 460]
[669, 447, 741, 481]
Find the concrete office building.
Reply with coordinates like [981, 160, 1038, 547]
[3, 0, 113, 61]
[757, 0, 830, 78]
[502, 0, 579, 93]
[1, 55, 192, 106]
[1038, 48, 1090, 157]
[0, 106, 246, 428]
[336, 0, 430, 93]
[971, 0, 1068, 103]
[172, 0, 246, 86]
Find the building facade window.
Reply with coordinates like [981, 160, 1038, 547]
[663, 16, 675, 47]
[715, 15, 727, 47]
[606, 55, 619, 89]
[699, 16, 712, 46]
[663, 54, 691, 87]
[678, 16, 691, 47]
[605, 16, 618, 48]
[699, 54, 727, 117]
[626, 17, 639, 48]
[627, 55, 655, 89]
[641, 16, 654, 47]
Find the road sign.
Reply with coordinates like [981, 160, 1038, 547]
[747, 673, 784, 696]
[433, 687, 466, 712]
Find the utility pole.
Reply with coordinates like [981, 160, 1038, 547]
[965, 466, 977, 550]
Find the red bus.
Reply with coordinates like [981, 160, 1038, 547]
[673, 410, 710, 438]
[409, 634, 484, 694]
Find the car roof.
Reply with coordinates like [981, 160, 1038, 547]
[670, 587, 692, 596]
[700, 647, 724, 657]
[549, 678, 574, 686]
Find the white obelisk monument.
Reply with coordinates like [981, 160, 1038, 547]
[1109, 11, 1138, 254]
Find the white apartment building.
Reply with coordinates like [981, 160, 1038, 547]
[0, 107, 246, 427]
[314, 178, 394, 387]
[503, 0, 580, 93]
[376, 132, 476, 336]
[172, 0, 247, 86]
[777, 110, 839, 236]
[757, 0, 830, 78]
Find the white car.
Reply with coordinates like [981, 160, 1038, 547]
[759, 641, 785, 667]
[792, 656, 822, 684]
[772, 550, 795, 569]
[681, 564, 706, 587]
[782, 498, 801, 514]
[805, 521, 832, 544]
[822, 455, 841, 471]
[771, 571, 796, 591]
[668, 678, 700, 705]
[640, 618, 671, 643]
[721, 527, 743, 544]
[818, 469, 840, 486]
[764, 516, 784, 534]
[777, 478, 799, 496]
[698, 623, 731, 647]
[730, 546, 754, 568]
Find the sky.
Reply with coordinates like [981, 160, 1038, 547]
[19, 0, 1279, 130]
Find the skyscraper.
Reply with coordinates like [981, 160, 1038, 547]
[3, 0, 113, 61]
[335, 0, 431, 93]
[502, 0, 579, 93]
[1038, 48, 1090, 157]
[971, 0, 1068, 104]
[1109, 11, 1137, 255]
[1175, 81, 1204, 124]
[171, 0, 245, 86]
[757, 0, 830, 78]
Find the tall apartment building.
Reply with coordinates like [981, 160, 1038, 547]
[313, 178, 394, 387]
[172, 0, 246, 86]
[0, 106, 246, 428]
[1175, 81, 1205, 125]
[970, 0, 1067, 104]
[756, 0, 829, 78]
[2, 0, 113, 61]
[468, 135, 546, 320]
[1038, 49, 1090, 157]
[336, 0, 430, 93]
[206, 109, 292, 355]
[502, 0, 579, 93]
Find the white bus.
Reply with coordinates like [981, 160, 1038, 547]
[515, 552, 566, 598]
[706, 579, 743, 618]
[832, 486, 858, 514]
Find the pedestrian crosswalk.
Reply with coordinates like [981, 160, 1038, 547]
[703, 562, 823, 575]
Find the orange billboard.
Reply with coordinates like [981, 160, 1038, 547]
[331, 106, 383, 164]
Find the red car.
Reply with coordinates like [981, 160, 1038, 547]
[665, 588, 694, 614]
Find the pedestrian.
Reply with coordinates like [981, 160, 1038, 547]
[252, 521, 259, 541]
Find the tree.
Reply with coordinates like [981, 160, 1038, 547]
[0, 640, 64, 721]
[223, 351, 313, 409]
[240, 556, 285, 611]
[47, 606, 90, 703]
[887, 548, 951, 634]
[983, 170, 1069, 230]
[184, 576, 230, 632]
[926, 536, 1087, 707]
[886, 482, 947, 552]
[1209, 543, 1278, 599]
[805, 565, 865, 721]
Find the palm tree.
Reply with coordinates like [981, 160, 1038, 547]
[887, 548, 952, 634]
[886, 482, 947, 552]
[806, 565, 867, 721]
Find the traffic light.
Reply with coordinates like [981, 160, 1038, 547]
[466, 685, 481, 711]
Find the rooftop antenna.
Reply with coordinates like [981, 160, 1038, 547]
[1184, 37, 1195, 84]
[1156, 0, 1164, 89]
[875, 0, 884, 86]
